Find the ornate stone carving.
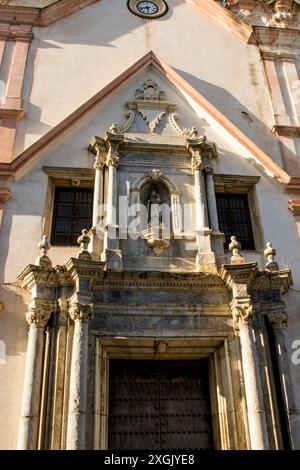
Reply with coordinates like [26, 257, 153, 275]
[142, 226, 171, 256]
[149, 169, 163, 181]
[169, 112, 199, 138]
[154, 340, 169, 355]
[71, 178, 81, 187]
[264, 242, 279, 271]
[232, 303, 253, 324]
[221, 0, 300, 28]
[134, 79, 167, 101]
[229, 236, 246, 265]
[35, 235, 52, 268]
[109, 110, 135, 134]
[77, 229, 91, 261]
[105, 132, 124, 167]
[268, 311, 288, 329]
[69, 303, 94, 321]
[26, 299, 53, 327]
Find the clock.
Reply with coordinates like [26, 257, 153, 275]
[137, 2, 159, 15]
[127, 0, 168, 19]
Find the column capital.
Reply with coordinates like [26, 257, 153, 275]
[26, 299, 54, 327]
[93, 151, 106, 171]
[69, 303, 94, 321]
[186, 135, 217, 172]
[268, 310, 288, 329]
[231, 299, 254, 326]
[105, 131, 124, 167]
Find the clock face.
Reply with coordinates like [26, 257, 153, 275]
[137, 1, 159, 15]
[128, 0, 168, 19]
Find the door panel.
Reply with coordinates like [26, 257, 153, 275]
[108, 360, 213, 450]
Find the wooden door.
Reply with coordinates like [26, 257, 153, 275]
[108, 359, 213, 450]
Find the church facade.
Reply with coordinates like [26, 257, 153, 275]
[1, 0, 300, 450]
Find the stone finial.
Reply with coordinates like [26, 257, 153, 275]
[264, 242, 279, 271]
[35, 235, 52, 267]
[229, 236, 246, 265]
[77, 229, 91, 260]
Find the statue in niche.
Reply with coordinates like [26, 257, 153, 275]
[146, 189, 163, 225]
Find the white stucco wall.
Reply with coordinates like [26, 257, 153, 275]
[1, 0, 300, 449]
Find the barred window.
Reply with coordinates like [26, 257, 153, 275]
[51, 187, 93, 246]
[216, 193, 255, 250]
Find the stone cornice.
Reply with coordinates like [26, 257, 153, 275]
[17, 264, 58, 291]
[65, 257, 104, 283]
[251, 269, 293, 294]
[0, 0, 99, 26]
[220, 262, 259, 289]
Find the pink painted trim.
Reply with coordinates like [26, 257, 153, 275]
[0, 0, 99, 27]
[0, 51, 292, 188]
[187, 0, 254, 44]
[289, 199, 300, 216]
[0, 186, 11, 204]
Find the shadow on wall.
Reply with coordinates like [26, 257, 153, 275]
[0, 285, 30, 356]
[173, 68, 286, 168]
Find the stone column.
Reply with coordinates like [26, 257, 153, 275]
[66, 303, 93, 450]
[92, 151, 106, 228]
[18, 300, 53, 450]
[221, 259, 270, 449]
[101, 132, 124, 270]
[268, 310, 298, 448]
[205, 166, 219, 231]
[106, 155, 118, 228]
[233, 302, 270, 450]
[193, 159, 208, 233]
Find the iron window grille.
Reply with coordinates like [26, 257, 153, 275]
[216, 193, 255, 250]
[51, 187, 93, 246]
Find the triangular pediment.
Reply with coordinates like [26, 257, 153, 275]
[0, 51, 291, 186]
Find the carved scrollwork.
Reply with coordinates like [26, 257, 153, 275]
[109, 110, 135, 134]
[169, 112, 199, 138]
